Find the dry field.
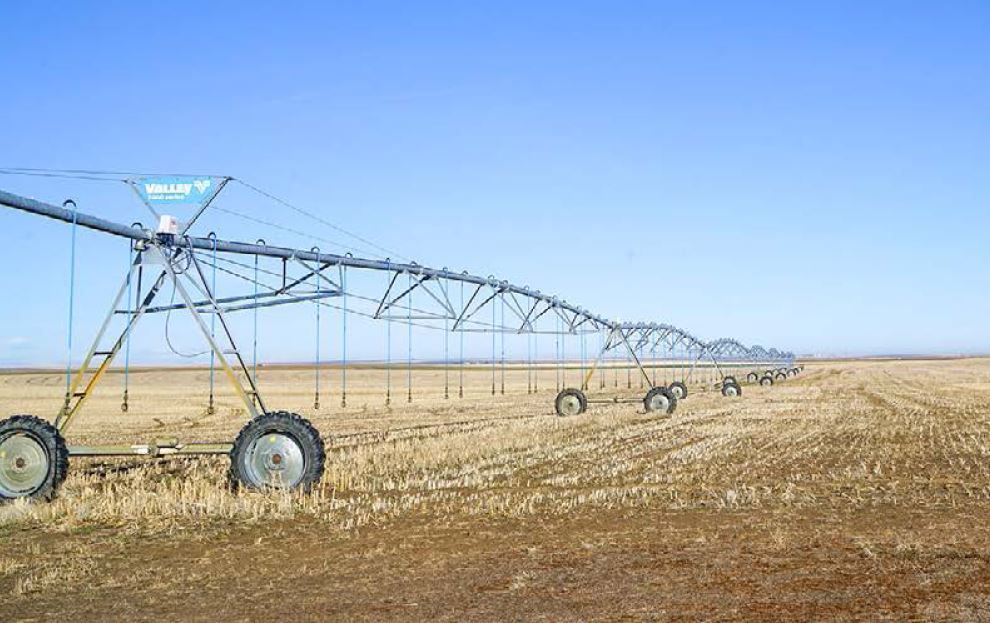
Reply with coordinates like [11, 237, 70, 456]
[2, 358, 990, 621]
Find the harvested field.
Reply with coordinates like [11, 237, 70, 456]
[2, 358, 990, 620]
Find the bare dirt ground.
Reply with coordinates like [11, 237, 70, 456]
[2, 359, 990, 621]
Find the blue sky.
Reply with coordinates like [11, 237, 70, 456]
[0, 1, 988, 365]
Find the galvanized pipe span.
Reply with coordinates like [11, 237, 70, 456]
[0, 187, 794, 363]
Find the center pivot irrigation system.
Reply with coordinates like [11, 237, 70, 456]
[0, 170, 799, 502]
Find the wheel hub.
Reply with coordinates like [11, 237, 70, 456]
[0, 433, 49, 497]
[650, 395, 669, 411]
[561, 396, 580, 415]
[245, 433, 305, 488]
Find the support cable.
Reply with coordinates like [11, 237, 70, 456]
[580, 331, 587, 390]
[407, 271, 413, 403]
[235, 179, 410, 263]
[638, 342, 644, 389]
[459, 278, 465, 399]
[500, 293, 505, 395]
[491, 287, 497, 396]
[650, 341, 657, 388]
[211, 205, 378, 261]
[526, 331, 532, 395]
[599, 330, 606, 390]
[533, 328, 539, 393]
[61, 200, 78, 416]
[252, 239, 265, 402]
[555, 311, 561, 392]
[163, 250, 207, 358]
[443, 270, 450, 400]
[613, 338, 618, 389]
[341, 260, 348, 408]
[673, 339, 678, 385]
[626, 339, 632, 389]
[385, 261, 392, 406]
[121, 239, 134, 413]
[207, 234, 218, 415]
[313, 247, 321, 411]
[0, 168, 128, 182]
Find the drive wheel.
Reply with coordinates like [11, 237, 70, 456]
[0, 415, 69, 503]
[721, 382, 742, 397]
[229, 411, 326, 492]
[774, 371, 787, 382]
[722, 376, 738, 387]
[668, 381, 688, 400]
[554, 388, 587, 417]
[643, 386, 677, 414]
[760, 375, 774, 386]
[746, 372, 758, 383]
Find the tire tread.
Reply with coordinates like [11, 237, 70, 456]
[228, 411, 326, 493]
[0, 415, 69, 502]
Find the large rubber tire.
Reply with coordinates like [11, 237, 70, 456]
[746, 372, 759, 383]
[722, 376, 738, 387]
[721, 382, 742, 397]
[774, 371, 787, 382]
[555, 388, 587, 417]
[668, 381, 688, 400]
[229, 411, 326, 493]
[760, 375, 774, 387]
[0, 415, 69, 503]
[643, 386, 677, 415]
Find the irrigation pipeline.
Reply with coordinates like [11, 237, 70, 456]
[0, 189, 613, 327]
[0, 186, 795, 373]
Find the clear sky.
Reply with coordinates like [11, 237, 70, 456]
[0, 1, 988, 366]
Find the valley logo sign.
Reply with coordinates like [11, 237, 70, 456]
[132, 175, 222, 210]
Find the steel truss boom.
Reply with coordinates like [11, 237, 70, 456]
[0, 189, 612, 329]
[0, 187, 794, 363]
